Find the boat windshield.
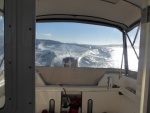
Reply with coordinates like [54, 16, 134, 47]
[36, 22, 125, 70]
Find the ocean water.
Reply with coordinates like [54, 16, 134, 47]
[0, 39, 139, 71]
[36, 39, 139, 71]
[0, 39, 139, 72]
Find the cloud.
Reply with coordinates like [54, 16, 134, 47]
[43, 33, 51, 37]
[36, 33, 52, 40]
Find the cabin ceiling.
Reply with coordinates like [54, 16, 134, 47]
[36, 0, 141, 31]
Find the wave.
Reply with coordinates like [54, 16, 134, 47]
[36, 39, 131, 69]
[0, 39, 138, 71]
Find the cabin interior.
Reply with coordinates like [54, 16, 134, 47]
[0, 0, 150, 113]
[35, 67, 137, 113]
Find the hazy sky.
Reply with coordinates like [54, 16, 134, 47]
[36, 22, 124, 45]
[0, 16, 4, 36]
[36, 22, 140, 46]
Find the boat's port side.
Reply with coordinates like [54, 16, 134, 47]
[35, 67, 137, 113]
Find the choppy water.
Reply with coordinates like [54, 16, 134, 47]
[0, 39, 139, 71]
[36, 39, 139, 71]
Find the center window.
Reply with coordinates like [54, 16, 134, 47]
[36, 22, 123, 69]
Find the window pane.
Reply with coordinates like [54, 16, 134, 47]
[0, 7, 5, 108]
[36, 22, 123, 69]
[127, 27, 140, 71]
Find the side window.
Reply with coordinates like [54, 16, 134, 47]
[0, 0, 5, 108]
[127, 26, 140, 72]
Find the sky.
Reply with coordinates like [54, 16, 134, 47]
[0, 16, 3, 36]
[36, 22, 140, 46]
[36, 22, 124, 45]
